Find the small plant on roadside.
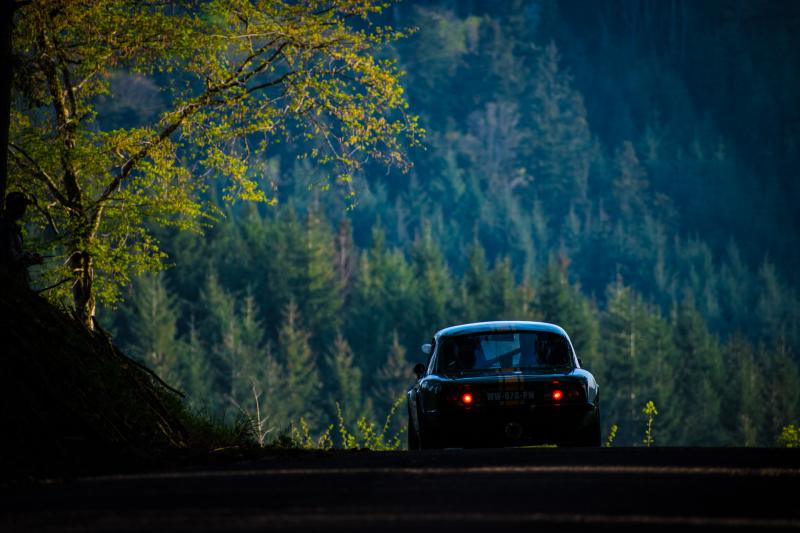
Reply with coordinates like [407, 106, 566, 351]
[642, 400, 658, 447]
[605, 423, 619, 447]
[270, 427, 299, 449]
[179, 406, 255, 451]
[288, 416, 333, 450]
[778, 424, 800, 448]
[289, 417, 315, 449]
[336, 402, 359, 449]
[335, 396, 406, 451]
[317, 425, 334, 450]
[374, 396, 406, 451]
[228, 385, 272, 448]
[289, 417, 334, 450]
[267, 397, 407, 451]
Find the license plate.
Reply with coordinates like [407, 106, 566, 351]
[486, 390, 535, 401]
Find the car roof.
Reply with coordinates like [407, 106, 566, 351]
[434, 321, 568, 338]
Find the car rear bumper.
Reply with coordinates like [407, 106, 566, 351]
[421, 402, 597, 447]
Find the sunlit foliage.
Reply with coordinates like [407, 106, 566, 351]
[9, 0, 421, 325]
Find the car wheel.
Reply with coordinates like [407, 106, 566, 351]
[575, 407, 601, 447]
[407, 407, 420, 451]
[419, 432, 440, 450]
[418, 417, 442, 450]
[420, 431, 443, 450]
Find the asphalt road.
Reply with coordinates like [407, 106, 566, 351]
[2, 447, 800, 532]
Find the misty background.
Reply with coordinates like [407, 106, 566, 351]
[98, 0, 800, 446]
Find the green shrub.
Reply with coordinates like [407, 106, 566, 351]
[778, 425, 800, 448]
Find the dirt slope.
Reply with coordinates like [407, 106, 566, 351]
[0, 277, 188, 479]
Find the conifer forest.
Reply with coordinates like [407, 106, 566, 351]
[17, 0, 800, 447]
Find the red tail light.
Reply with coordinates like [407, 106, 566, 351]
[462, 393, 474, 404]
[551, 389, 564, 401]
[567, 388, 583, 400]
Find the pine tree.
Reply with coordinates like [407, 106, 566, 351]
[525, 41, 592, 222]
[373, 332, 414, 433]
[487, 256, 526, 319]
[535, 258, 600, 364]
[124, 272, 182, 384]
[611, 141, 648, 220]
[334, 218, 357, 300]
[762, 346, 800, 443]
[300, 209, 343, 352]
[460, 240, 491, 323]
[599, 277, 641, 444]
[256, 209, 304, 340]
[670, 294, 725, 445]
[278, 300, 320, 427]
[346, 225, 417, 374]
[230, 293, 267, 408]
[200, 271, 237, 349]
[755, 259, 786, 342]
[181, 318, 218, 412]
[640, 303, 679, 444]
[209, 289, 245, 408]
[410, 222, 454, 338]
[721, 335, 764, 446]
[199, 274, 270, 413]
[535, 258, 573, 323]
[260, 342, 289, 431]
[326, 334, 368, 425]
[597, 276, 678, 444]
[465, 100, 526, 195]
[718, 239, 750, 335]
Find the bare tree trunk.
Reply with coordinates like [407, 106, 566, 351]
[68, 212, 96, 329]
[70, 247, 95, 329]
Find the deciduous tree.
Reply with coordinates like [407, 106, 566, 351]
[8, 0, 420, 327]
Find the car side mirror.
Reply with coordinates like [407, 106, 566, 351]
[421, 343, 432, 355]
[413, 362, 426, 379]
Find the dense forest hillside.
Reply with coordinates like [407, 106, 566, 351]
[92, 1, 800, 446]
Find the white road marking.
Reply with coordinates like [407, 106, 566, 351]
[241, 512, 800, 528]
[10, 511, 800, 530]
[81, 464, 800, 483]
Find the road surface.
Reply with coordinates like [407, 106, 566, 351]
[2, 447, 799, 531]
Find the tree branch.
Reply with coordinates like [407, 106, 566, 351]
[245, 70, 296, 95]
[35, 19, 81, 203]
[7, 142, 73, 209]
[95, 41, 294, 206]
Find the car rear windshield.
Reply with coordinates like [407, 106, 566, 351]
[436, 331, 573, 373]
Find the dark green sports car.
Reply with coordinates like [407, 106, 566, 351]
[407, 321, 600, 449]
